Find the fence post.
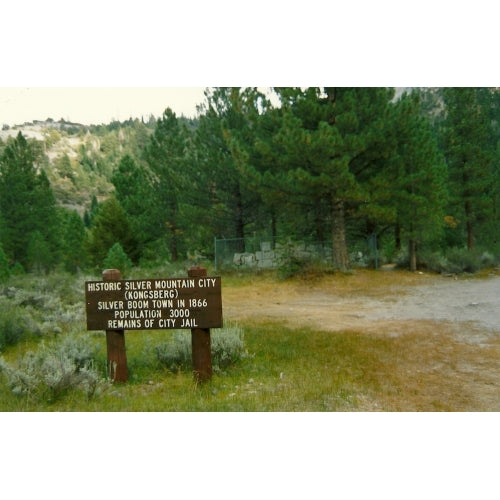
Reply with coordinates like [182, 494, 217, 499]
[188, 265, 212, 383]
[214, 236, 217, 271]
[103, 268, 128, 383]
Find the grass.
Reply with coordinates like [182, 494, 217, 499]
[1, 268, 499, 411]
[2, 320, 494, 411]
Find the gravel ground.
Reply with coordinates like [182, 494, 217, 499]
[223, 271, 500, 410]
[363, 274, 500, 332]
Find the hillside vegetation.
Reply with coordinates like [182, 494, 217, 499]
[1, 117, 155, 214]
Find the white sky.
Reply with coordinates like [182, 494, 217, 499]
[1, 3, 497, 128]
[0, 87, 207, 126]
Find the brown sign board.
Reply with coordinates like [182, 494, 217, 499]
[85, 277, 222, 331]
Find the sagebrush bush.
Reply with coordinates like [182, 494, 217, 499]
[154, 323, 248, 373]
[154, 330, 192, 372]
[0, 299, 39, 351]
[2, 274, 86, 336]
[211, 324, 248, 369]
[0, 336, 108, 402]
[395, 246, 496, 274]
[444, 247, 485, 274]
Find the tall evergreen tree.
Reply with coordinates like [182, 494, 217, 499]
[0, 132, 59, 269]
[267, 87, 395, 270]
[33, 169, 60, 267]
[84, 194, 100, 228]
[60, 209, 87, 273]
[475, 87, 500, 249]
[27, 230, 52, 274]
[442, 88, 495, 250]
[392, 92, 448, 270]
[194, 88, 264, 251]
[112, 154, 161, 258]
[0, 132, 38, 264]
[144, 108, 189, 262]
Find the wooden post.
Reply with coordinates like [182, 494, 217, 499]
[188, 265, 212, 383]
[103, 269, 128, 383]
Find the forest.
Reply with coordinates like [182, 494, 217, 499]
[1, 87, 500, 279]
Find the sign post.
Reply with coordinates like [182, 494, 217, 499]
[85, 267, 222, 384]
[103, 269, 128, 383]
[188, 265, 212, 383]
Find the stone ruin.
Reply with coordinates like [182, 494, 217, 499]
[232, 241, 333, 269]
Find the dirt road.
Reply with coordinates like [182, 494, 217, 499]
[224, 271, 500, 335]
[222, 270, 500, 410]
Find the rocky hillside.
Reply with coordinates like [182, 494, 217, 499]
[1, 118, 154, 216]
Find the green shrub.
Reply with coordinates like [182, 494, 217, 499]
[10, 262, 25, 275]
[278, 255, 307, 279]
[444, 247, 482, 274]
[103, 242, 132, 277]
[154, 330, 192, 372]
[3, 274, 86, 335]
[154, 323, 248, 373]
[395, 246, 495, 274]
[479, 251, 496, 268]
[0, 301, 38, 351]
[0, 245, 10, 283]
[211, 323, 248, 369]
[417, 250, 448, 273]
[0, 336, 108, 402]
[276, 242, 312, 279]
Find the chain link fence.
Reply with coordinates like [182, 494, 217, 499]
[214, 237, 335, 270]
[214, 234, 381, 270]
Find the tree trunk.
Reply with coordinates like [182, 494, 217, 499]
[315, 210, 325, 245]
[271, 210, 277, 249]
[235, 183, 245, 253]
[395, 221, 401, 251]
[409, 239, 417, 272]
[169, 199, 178, 262]
[465, 200, 474, 250]
[170, 227, 178, 262]
[331, 197, 350, 271]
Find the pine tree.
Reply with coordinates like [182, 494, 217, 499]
[0, 132, 38, 264]
[194, 88, 264, 251]
[144, 108, 189, 262]
[0, 132, 59, 269]
[111, 154, 161, 258]
[267, 87, 395, 270]
[86, 196, 137, 268]
[27, 231, 52, 274]
[84, 195, 100, 228]
[60, 209, 87, 273]
[54, 153, 74, 180]
[442, 88, 495, 250]
[103, 242, 132, 276]
[391, 92, 448, 270]
[33, 169, 60, 268]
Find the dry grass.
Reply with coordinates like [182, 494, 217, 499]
[222, 269, 500, 411]
[356, 321, 500, 411]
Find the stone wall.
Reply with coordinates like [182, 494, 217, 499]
[232, 241, 333, 269]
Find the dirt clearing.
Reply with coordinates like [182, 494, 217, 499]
[222, 269, 500, 410]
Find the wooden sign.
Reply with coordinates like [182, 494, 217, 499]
[85, 276, 222, 331]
